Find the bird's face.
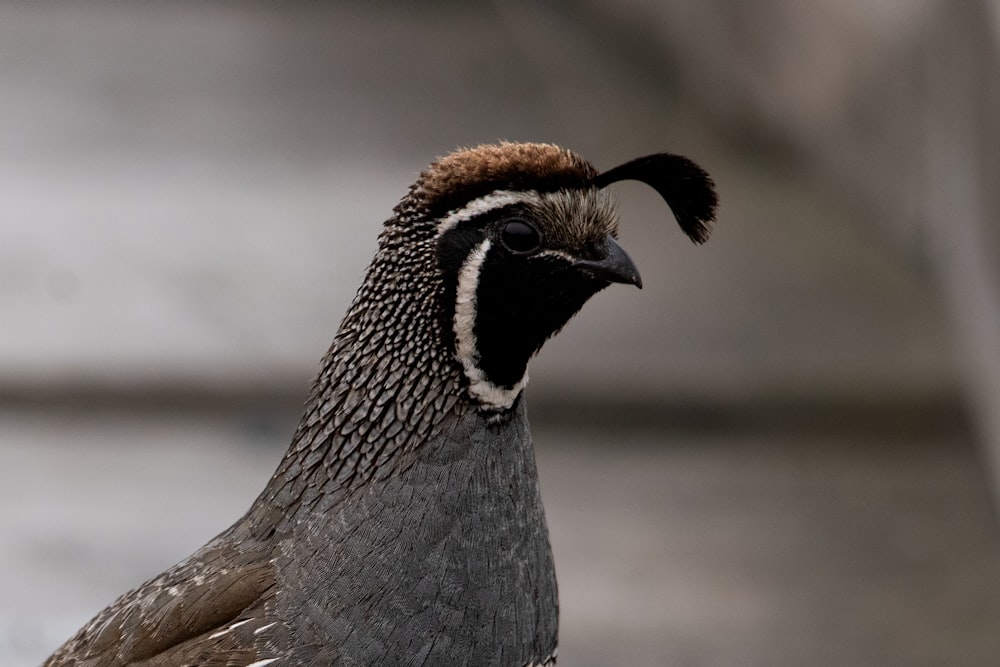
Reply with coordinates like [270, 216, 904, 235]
[434, 187, 639, 411]
[385, 142, 717, 414]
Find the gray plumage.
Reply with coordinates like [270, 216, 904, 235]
[44, 142, 716, 666]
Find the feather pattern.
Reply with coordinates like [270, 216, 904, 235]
[44, 142, 717, 666]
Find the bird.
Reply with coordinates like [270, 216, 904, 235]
[44, 141, 717, 666]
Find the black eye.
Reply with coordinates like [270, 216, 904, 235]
[500, 220, 541, 254]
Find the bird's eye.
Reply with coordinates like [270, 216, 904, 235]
[499, 220, 541, 254]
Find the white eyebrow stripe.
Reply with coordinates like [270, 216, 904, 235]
[536, 249, 574, 262]
[436, 190, 544, 234]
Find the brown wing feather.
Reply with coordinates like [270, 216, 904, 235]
[133, 598, 280, 667]
[45, 541, 276, 667]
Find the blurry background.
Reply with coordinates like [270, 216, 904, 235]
[2, 1, 1000, 665]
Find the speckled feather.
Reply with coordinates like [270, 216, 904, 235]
[44, 142, 716, 667]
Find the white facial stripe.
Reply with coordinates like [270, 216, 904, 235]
[436, 190, 544, 234]
[537, 248, 574, 262]
[453, 238, 527, 411]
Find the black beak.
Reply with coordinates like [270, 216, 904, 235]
[573, 237, 643, 289]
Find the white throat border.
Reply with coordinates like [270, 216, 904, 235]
[452, 237, 528, 412]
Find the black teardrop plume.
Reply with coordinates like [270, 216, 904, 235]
[592, 153, 719, 244]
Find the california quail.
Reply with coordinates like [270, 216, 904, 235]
[45, 142, 717, 666]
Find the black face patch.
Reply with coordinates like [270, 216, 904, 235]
[436, 203, 536, 275]
[435, 189, 620, 399]
[472, 246, 604, 388]
[437, 226, 486, 279]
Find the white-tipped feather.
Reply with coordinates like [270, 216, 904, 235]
[208, 617, 253, 639]
[253, 621, 278, 635]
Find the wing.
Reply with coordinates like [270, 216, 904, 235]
[45, 540, 280, 667]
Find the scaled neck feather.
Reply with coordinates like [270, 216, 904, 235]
[257, 218, 467, 521]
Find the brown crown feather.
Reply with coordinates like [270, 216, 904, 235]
[398, 142, 598, 220]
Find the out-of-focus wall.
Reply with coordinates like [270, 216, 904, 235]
[571, 0, 1000, 482]
[0, 1, 966, 413]
[5, 4, 1000, 666]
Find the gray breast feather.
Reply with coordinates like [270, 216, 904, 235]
[273, 401, 559, 665]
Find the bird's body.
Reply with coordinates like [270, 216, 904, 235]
[45, 142, 716, 666]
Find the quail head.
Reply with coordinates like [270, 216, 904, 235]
[45, 142, 717, 666]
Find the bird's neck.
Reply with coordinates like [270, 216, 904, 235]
[252, 233, 469, 523]
[237, 225, 559, 662]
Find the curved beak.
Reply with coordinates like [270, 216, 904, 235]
[573, 237, 643, 289]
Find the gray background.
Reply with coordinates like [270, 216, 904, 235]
[2, 2, 999, 665]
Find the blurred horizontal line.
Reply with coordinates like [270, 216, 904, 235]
[0, 380, 970, 441]
[0, 379, 307, 416]
[530, 391, 971, 441]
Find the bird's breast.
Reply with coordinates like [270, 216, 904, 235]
[274, 401, 558, 665]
